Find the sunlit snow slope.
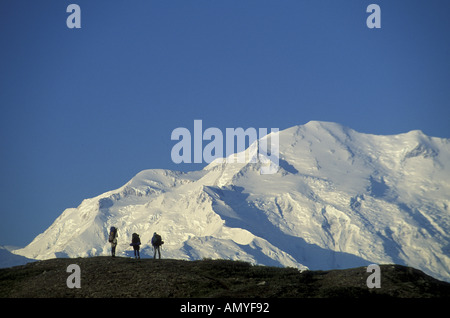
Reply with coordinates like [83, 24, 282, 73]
[14, 121, 450, 282]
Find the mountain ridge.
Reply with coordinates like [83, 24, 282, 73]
[13, 121, 450, 282]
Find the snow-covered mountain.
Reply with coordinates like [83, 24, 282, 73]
[0, 246, 35, 268]
[13, 121, 450, 282]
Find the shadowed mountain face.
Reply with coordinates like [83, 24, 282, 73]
[13, 121, 450, 282]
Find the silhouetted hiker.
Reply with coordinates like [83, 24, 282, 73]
[108, 226, 118, 257]
[151, 232, 164, 259]
[130, 233, 141, 259]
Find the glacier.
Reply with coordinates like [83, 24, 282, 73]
[13, 121, 450, 282]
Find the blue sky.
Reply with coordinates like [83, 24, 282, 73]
[1, 0, 449, 247]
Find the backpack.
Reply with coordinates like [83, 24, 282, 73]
[132, 233, 140, 245]
[108, 227, 117, 243]
[152, 233, 163, 246]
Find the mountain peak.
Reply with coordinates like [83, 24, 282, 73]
[13, 122, 450, 282]
[303, 120, 346, 129]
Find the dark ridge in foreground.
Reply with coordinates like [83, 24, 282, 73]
[0, 257, 449, 298]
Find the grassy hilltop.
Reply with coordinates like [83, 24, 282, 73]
[0, 257, 449, 298]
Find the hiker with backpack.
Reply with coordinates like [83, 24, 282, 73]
[151, 232, 164, 259]
[130, 233, 141, 259]
[108, 226, 118, 257]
